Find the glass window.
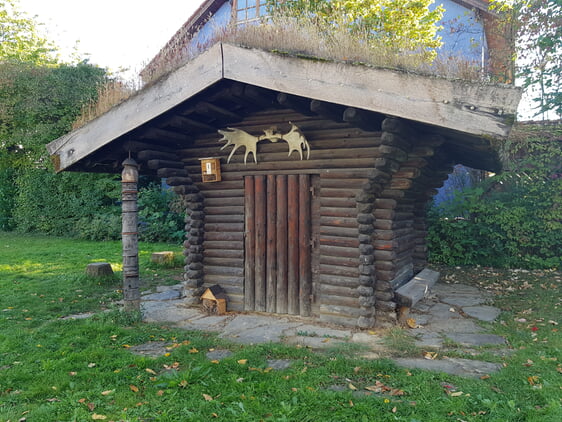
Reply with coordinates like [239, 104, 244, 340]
[236, 0, 268, 25]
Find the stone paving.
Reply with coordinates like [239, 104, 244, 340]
[139, 281, 509, 378]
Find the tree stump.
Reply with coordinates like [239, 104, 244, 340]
[151, 251, 175, 265]
[86, 262, 114, 278]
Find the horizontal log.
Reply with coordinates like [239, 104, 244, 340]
[320, 188, 360, 199]
[137, 149, 178, 162]
[320, 263, 359, 277]
[319, 294, 360, 308]
[205, 197, 244, 207]
[204, 206, 244, 215]
[204, 223, 244, 232]
[157, 167, 189, 178]
[205, 232, 244, 242]
[204, 240, 244, 250]
[319, 255, 359, 268]
[373, 209, 396, 220]
[203, 275, 244, 290]
[320, 178, 367, 189]
[393, 167, 421, 179]
[203, 257, 244, 268]
[320, 304, 363, 318]
[203, 249, 244, 259]
[320, 198, 356, 208]
[197, 180, 243, 191]
[389, 178, 413, 190]
[201, 189, 244, 199]
[319, 235, 359, 248]
[166, 176, 193, 186]
[319, 226, 358, 238]
[204, 265, 244, 277]
[320, 216, 357, 228]
[147, 159, 184, 169]
[375, 198, 398, 209]
[205, 214, 244, 224]
[320, 207, 357, 218]
[373, 220, 413, 230]
[319, 273, 359, 288]
[319, 244, 359, 258]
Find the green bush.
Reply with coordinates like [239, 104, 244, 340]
[138, 183, 185, 244]
[428, 126, 562, 269]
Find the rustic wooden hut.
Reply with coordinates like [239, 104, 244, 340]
[47, 43, 521, 327]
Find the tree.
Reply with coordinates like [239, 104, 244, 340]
[267, 0, 444, 61]
[492, 0, 562, 118]
[0, 0, 55, 64]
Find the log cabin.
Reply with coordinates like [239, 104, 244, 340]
[46, 1, 521, 327]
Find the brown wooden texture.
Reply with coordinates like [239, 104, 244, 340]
[266, 174, 277, 313]
[287, 175, 300, 315]
[243, 176, 255, 311]
[299, 175, 312, 316]
[276, 175, 289, 314]
[254, 175, 267, 312]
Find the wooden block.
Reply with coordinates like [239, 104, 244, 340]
[394, 268, 440, 307]
[151, 251, 175, 264]
[85, 262, 114, 278]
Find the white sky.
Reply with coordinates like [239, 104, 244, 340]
[17, 0, 204, 77]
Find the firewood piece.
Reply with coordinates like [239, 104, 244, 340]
[86, 262, 114, 278]
[394, 268, 440, 308]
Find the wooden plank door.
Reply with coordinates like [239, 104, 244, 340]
[244, 174, 312, 316]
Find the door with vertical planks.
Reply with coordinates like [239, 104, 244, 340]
[244, 174, 313, 316]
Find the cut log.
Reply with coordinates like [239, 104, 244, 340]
[150, 251, 175, 265]
[86, 262, 114, 278]
[394, 268, 440, 308]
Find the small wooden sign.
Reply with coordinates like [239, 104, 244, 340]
[199, 157, 221, 182]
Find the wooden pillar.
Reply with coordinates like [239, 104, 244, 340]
[121, 158, 140, 312]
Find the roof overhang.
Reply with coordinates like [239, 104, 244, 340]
[47, 43, 521, 173]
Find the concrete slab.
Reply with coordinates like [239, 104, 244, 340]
[425, 318, 484, 334]
[284, 336, 348, 349]
[394, 357, 502, 378]
[221, 319, 300, 344]
[434, 283, 490, 307]
[142, 300, 200, 323]
[156, 284, 183, 293]
[177, 315, 230, 331]
[463, 306, 501, 322]
[446, 333, 506, 347]
[284, 324, 351, 339]
[206, 349, 233, 361]
[142, 290, 182, 301]
[411, 330, 444, 349]
[128, 341, 171, 358]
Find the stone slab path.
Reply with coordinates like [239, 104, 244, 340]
[139, 281, 509, 379]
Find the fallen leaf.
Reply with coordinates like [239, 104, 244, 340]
[203, 393, 213, 401]
[145, 368, 157, 375]
[69, 371, 77, 376]
[354, 367, 361, 373]
[527, 376, 539, 386]
[91, 414, 107, 420]
[348, 383, 357, 391]
[237, 359, 248, 365]
[130, 385, 139, 393]
[189, 348, 199, 354]
[101, 390, 114, 396]
[236, 377, 244, 383]
[78, 398, 87, 404]
[88, 363, 96, 368]
[87, 402, 95, 411]
[406, 318, 417, 329]
[392, 406, 397, 413]
[423, 352, 438, 360]
[157, 390, 164, 396]
[212, 413, 218, 418]
[46, 398, 60, 402]
[349, 400, 354, 407]
[480, 375, 490, 380]
[450, 391, 464, 397]
[211, 360, 220, 364]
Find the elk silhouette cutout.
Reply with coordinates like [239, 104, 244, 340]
[218, 123, 310, 164]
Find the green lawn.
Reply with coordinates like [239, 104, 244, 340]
[0, 232, 560, 421]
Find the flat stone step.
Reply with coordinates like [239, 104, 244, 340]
[395, 268, 440, 308]
[393, 357, 502, 378]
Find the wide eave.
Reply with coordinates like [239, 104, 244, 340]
[47, 43, 521, 173]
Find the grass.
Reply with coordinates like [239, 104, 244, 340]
[1, 232, 561, 421]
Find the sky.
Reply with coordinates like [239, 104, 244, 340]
[17, 0, 204, 77]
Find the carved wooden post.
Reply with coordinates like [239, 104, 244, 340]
[121, 158, 140, 311]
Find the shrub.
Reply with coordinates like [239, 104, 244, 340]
[137, 183, 185, 244]
[428, 124, 562, 269]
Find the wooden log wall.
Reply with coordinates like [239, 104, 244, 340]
[180, 109, 383, 326]
[372, 118, 455, 326]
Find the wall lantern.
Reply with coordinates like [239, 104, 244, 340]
[199, 157, 221, 183]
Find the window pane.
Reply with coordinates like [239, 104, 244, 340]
[259, 4, 267, 16]
[238, 0, 248, 9]
[247, 7, 256, 19]
[237, 9, 246, 21]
